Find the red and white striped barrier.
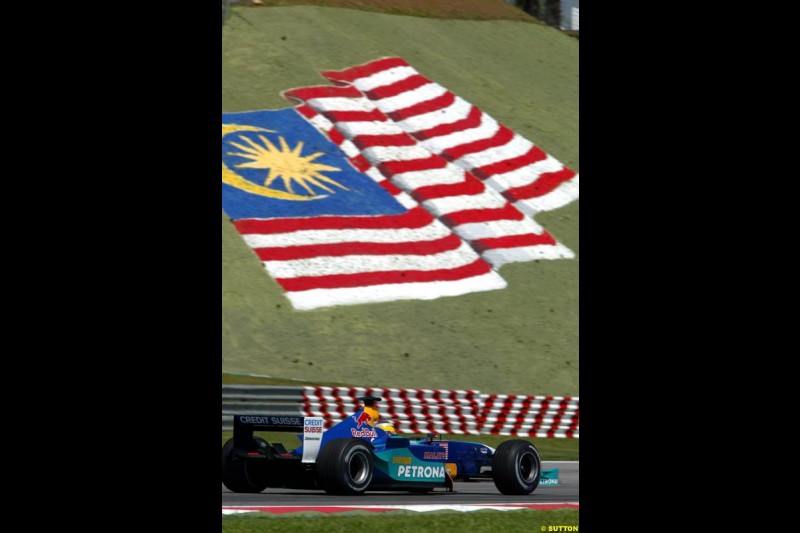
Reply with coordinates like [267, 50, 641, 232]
[301, 386, 578, 438]
[303, 386, 483, 435]
[478, 394, 579, 438]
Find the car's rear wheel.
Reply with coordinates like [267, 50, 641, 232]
[221, 437, 270, 493]
[491, 439, 541, 495]
[316, 438, 373, 495]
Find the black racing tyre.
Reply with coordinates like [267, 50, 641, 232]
[491, 439, 541, 495]
[316, 438, 374, 495]
[221, 437, 270, 493]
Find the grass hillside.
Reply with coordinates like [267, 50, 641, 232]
[222, 4, 578, 396]
[231, 0, 540, 22]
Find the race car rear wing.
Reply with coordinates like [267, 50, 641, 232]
[233, 414, 304, 448]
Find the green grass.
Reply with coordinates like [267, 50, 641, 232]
[223, 371, 356, 386]
[222, 509, 579, 532]
[232, 0, 540, 23]
[221, 430, 578, 460]
[222, 6, 578, 397]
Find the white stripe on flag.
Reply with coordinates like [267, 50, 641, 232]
[422, 190, 508, 215]
[242, 220, 453, 249]
[306, 97, 374, 112]
[512, 176, 580, 215]
[264, 241, 481, 279]
[337, 120, 401, 137]
[485, 155, 565, 190]
[452, 134, 532, 169]
[394, 98, 473, 132]
[370, 83, 446, 113]
[392, 167, 466, 189]
[483, 244, 575, 269]
[423, 117, 501, 152]
[285, 271, 507, 311]
[456, 218, 545, 241]
[361, 145, 433, 161]
[346, 65, 419, 91]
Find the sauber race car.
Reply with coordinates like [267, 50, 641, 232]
[222, 396, 542, 495]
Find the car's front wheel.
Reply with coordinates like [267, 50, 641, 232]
[491, 439, 541, 495]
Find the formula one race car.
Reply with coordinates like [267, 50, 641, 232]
[222, 396, 542, 495]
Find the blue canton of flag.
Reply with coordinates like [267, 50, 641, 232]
[222, 109, 406, 220]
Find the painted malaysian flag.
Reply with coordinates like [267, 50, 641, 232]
[283, 85, 574, 269]
[222, 108, 507, 311]
[222, 58, 578, 311]
[321, 57, 579, 215]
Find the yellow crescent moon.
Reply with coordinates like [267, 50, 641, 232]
[221, 123, 325, 201]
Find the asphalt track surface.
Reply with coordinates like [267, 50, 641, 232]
[222, 461, 578, 506]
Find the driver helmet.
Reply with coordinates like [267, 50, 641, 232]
[376, 422, 397, 435]
[359, 396, 382, 426]
[364, 405, 380, 424]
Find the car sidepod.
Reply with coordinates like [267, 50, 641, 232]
[368, 437, 449, 491]
[411, 439, 494, 480]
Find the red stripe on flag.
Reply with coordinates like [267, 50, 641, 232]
[364, 74, 430, 100]
[349, 155, 372, 172]
[254, 233, 463, 261]
[387, 92, 456, 121]
[323, 109, 388, 123]
[377, 154, 448, 175]
[233, 206, 433, 234]
[412, 174, 485, 201]
[441, 125, 516, 161]
[284, 85, 363, 100]
[471, 145, 548, 179]
[412, 106, 483, 141]
[379, 180, 403, 196]
[353, 133, 418, 150]
[277, 258, 492, 292]
[322, 57, 410, 83]
[327, 128, 346, 146]
[441, 204, 524, 226]
[505, 168, 577, 200]
[294, 104, 316, 119]
[471, 232, 557, 253]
